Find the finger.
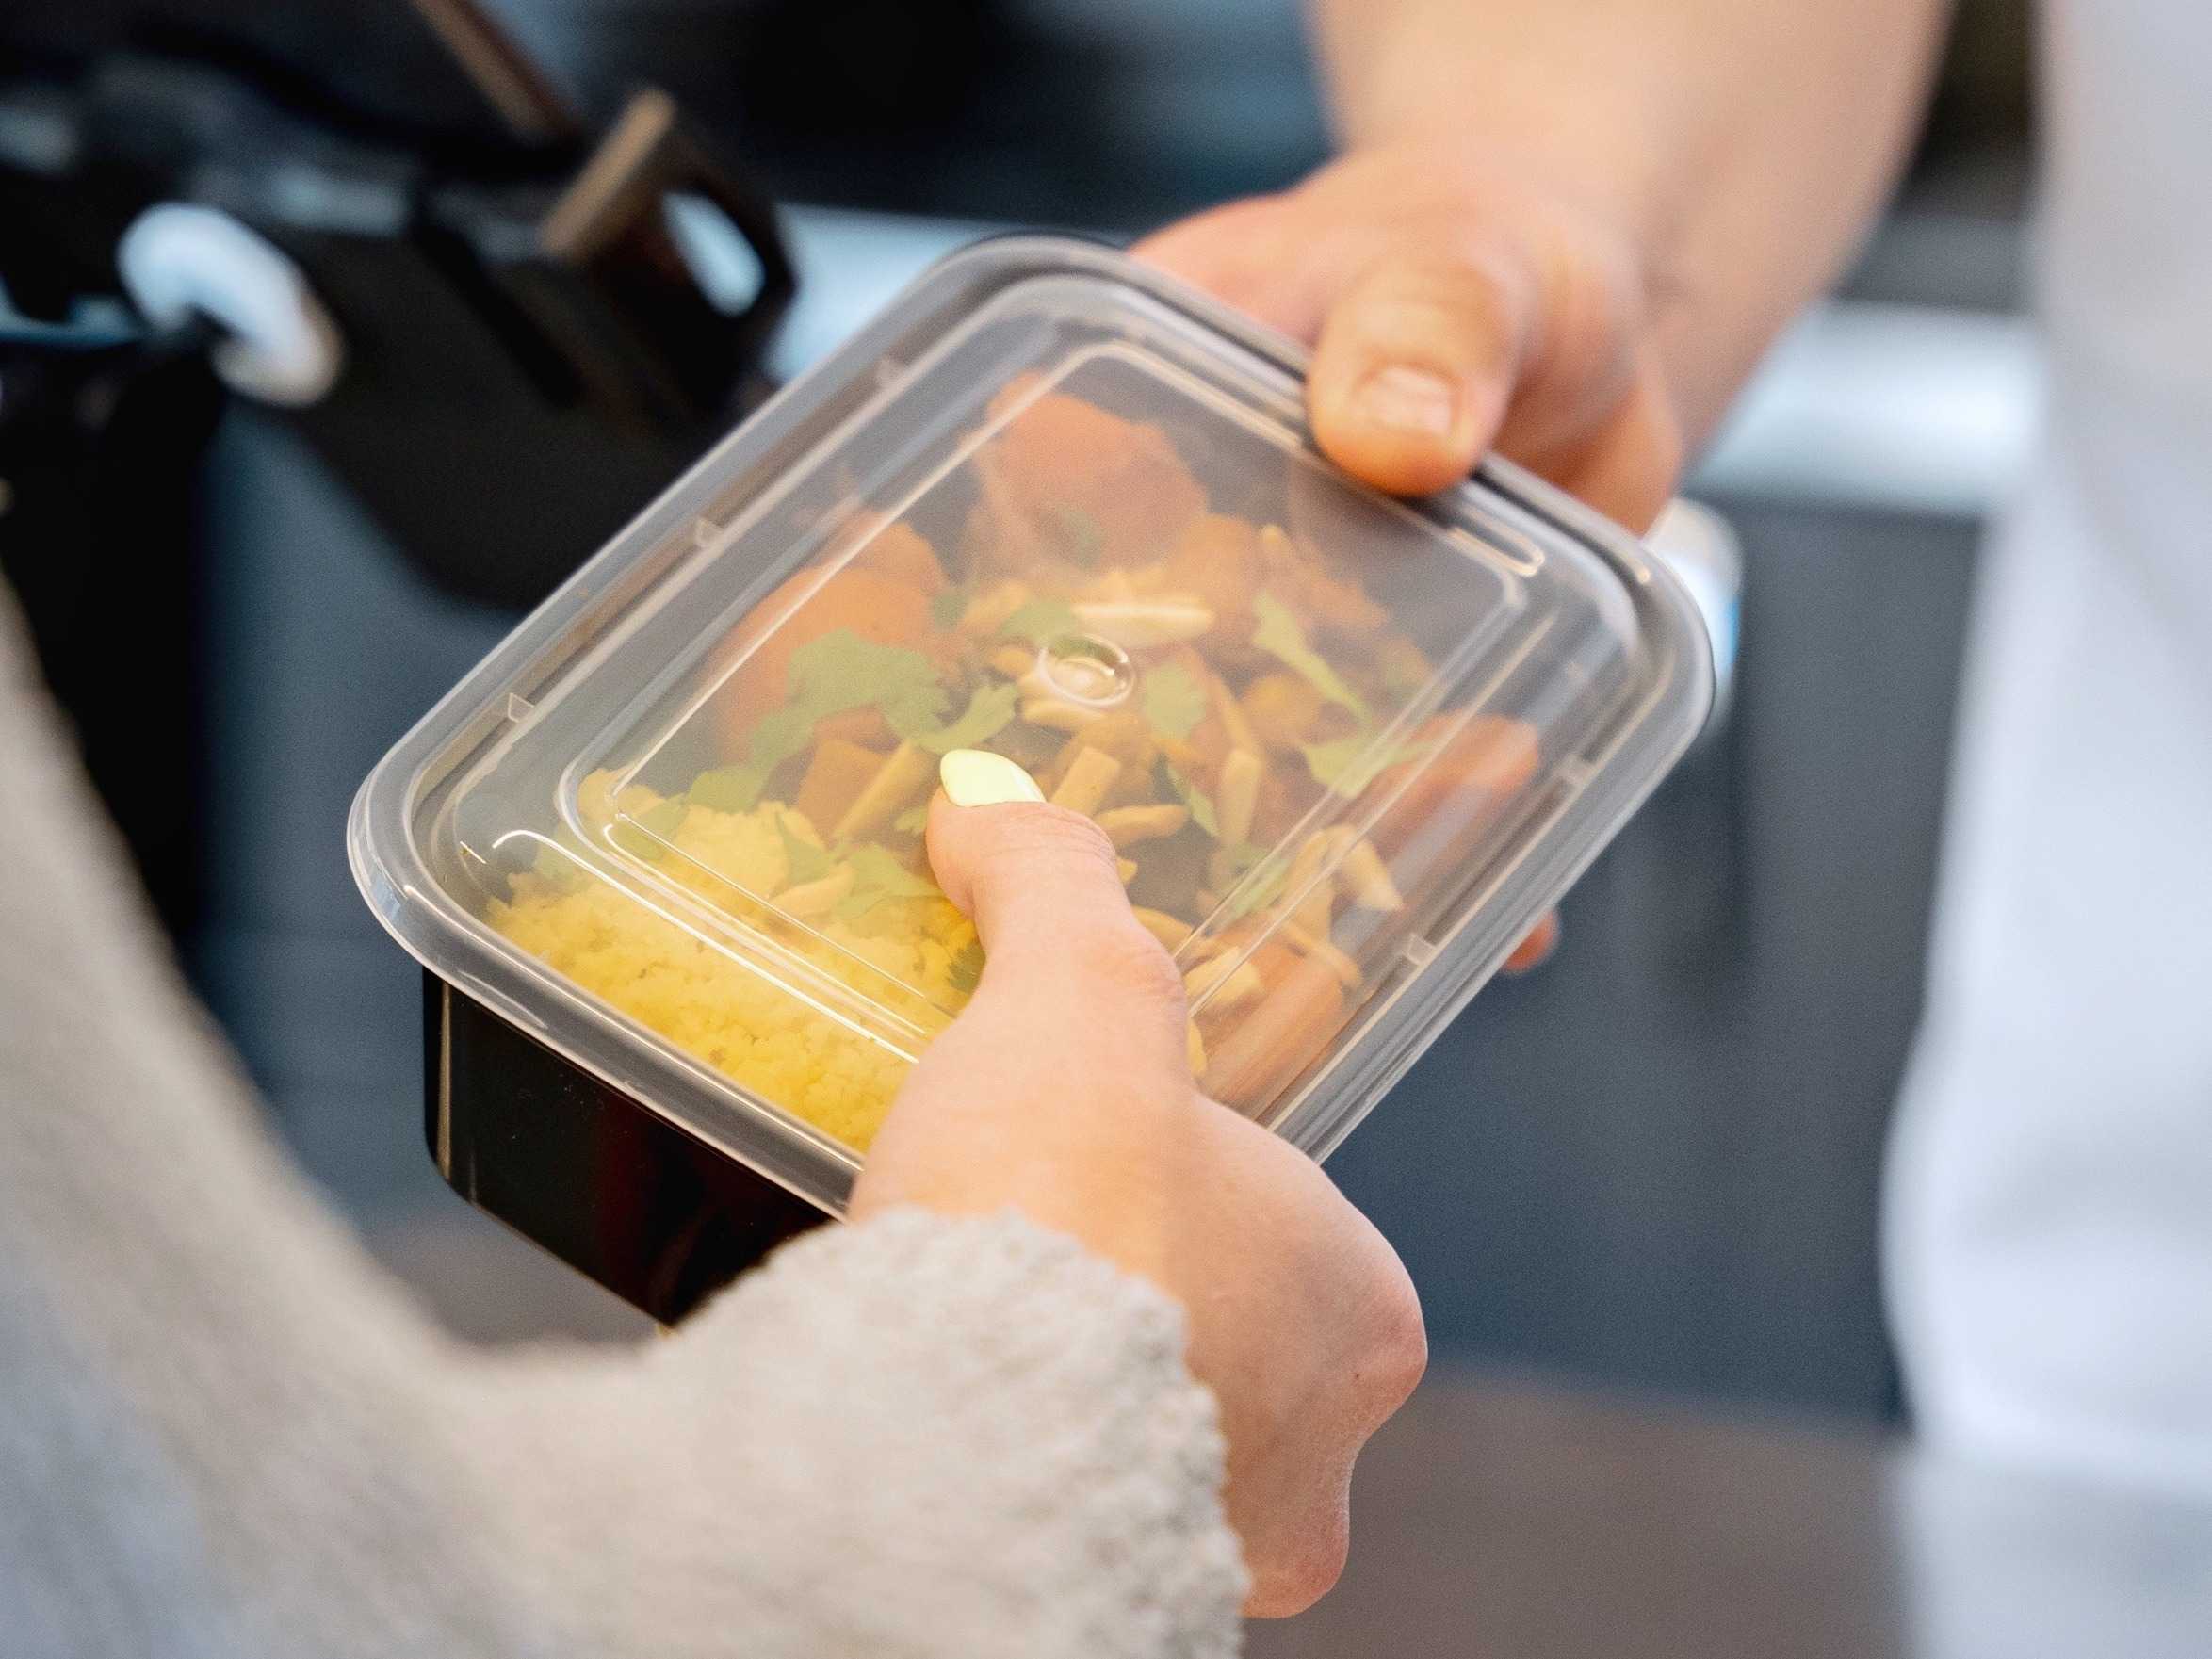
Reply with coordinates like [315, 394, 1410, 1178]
[1306, 248, 1533, 497]
[856, 756, 1191, 1255]
[922, 754, 1188, 1065]
[1132, 196, 1317, 336]
[1502, 911, 1560, 976]
[1515, 354, 1683, 533]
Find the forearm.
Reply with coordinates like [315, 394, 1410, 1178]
[0, 586, 1242, 1657]
[1309, 0, 1952, 438]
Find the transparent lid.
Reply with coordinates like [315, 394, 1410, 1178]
[350, 236, 1711, 1214]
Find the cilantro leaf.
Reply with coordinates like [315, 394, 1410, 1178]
[1303, 733, 1439, 797]
[947, 938, 985, 996]
[997, 596, 1080, 645]
[1223, 846, 1291, 920]
[1141, 662, 1207, 740]
[689, 763, 765, 813]
[788, 630, 949, 737]
[1161, 760, 1220, 838]
[709, 629, 951, 811]
[1252, 592, 1369, 724]
[836, 843, 944, 919]
[777, 818, 836, 886]
[903, 681, 1019, 755]
[930, 583, 971, 630]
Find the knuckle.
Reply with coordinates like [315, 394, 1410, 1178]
[993, 804, 1120, 874]
[1370, 1276, 1430, 1414]
[1253, 1518, 1351, 1617]
[1358, 247, 1521, 349]
[1081, 922, 1190, 1020]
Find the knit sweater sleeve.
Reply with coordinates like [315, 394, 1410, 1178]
[0, 586, 1246, 1659]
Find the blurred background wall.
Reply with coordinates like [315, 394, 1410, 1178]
[5, 0, 2037, 1419]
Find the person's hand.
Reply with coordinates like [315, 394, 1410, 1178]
[1135, 136, 1682, 531]
[852, 755, 1426, 1617]
[1137, 136, 1677, 972]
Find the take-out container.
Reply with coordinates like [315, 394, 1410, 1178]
[350, 236, 1712, 1323]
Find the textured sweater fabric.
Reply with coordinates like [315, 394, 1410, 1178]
[0, 588, 1246, 1658]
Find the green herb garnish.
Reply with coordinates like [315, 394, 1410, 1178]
[1252, 592, 1370, 724]
[996, 596, 1081, 646]
[930, 583, 972, 630]
[710, 629, 953, 811]
[1161, 760, 1220, 838]
[1222, 843, 1291, 920]
[777, 817, 836, 886]
[1141, 662, 1207, 740]
[892, 805, 931, 836]
[905, 681, 1019, 755]
[836, 843, 944, 919]
[947, 938, 985, 996]
[1301, 733, 1439, 797]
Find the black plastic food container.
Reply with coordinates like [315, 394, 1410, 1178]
[353, 237, 1711, 1320]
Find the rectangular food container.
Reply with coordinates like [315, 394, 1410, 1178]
[350, 236, 1712, 1323]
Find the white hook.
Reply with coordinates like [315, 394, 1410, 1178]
[116, 203, 345, 407]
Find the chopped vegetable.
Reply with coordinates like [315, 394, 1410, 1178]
[1050, 747, 1123, 816]
[837, 842, 942, 919]
[1221, 842, 1291, 921]
[1162, 760, 1221, 838]
[930, 583, 972, 630]
[776, 818, 837, 887]
[1097, 803, 1190, 848]
[1252, 592, 1371, 724]
[832, 742, 934, 841]
[1302, 731, 1437, 797]
[1133, 907, 1196, 951]
[1199, 952, 1345, 1106]
[1071, 596, 1215, 648]
[1141, 662, 1208, 740]
[1217, 749, 1263, 847]
[947, 938, 985, 994]
[777, 865, 855, 919]
[961, 579, 1034, 636]
[792, 738, 884, 837]
[1281, 920, 1363, 988]
[1022, 697, 1104, 733]
[1241, 673, 1326, 754]
[1342, 838, 1405, 912]
[1184, 952, 1265, 1012]
[997, 596, 1081, 645]
[911, 682, 1020, 755]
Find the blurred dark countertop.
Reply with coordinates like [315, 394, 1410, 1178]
[1248, 1371, 2212, 1659]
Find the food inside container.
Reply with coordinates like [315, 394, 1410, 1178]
[482, 364, 1557, 1155]
[351, 237, 1710, 1310]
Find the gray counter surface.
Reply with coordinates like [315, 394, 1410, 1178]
[1249, 1373, 2212, 1658]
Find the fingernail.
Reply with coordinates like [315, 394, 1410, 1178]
[940, 749, 1045, 807]
[1351, 365, 1459, 437]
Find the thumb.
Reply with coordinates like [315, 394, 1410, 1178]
[1306, 247, 1532, 497]
[921, 751, 1189, 1070]
[851, 751, 1193, 1246]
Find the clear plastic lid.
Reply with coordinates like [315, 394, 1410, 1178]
[350, 237, 1711, 1213]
